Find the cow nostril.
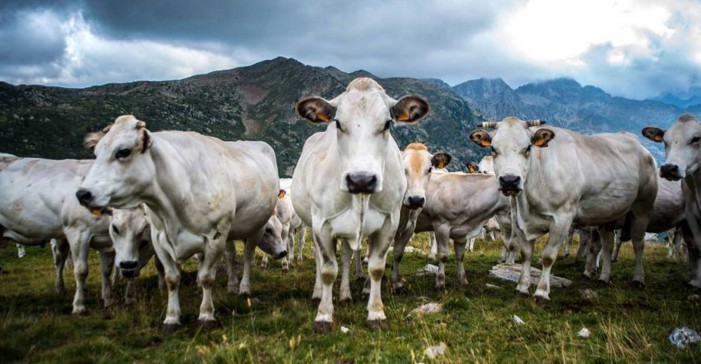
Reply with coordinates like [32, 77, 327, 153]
[119, 261, 138, 270]
[499, 175, 521, 187]
[76, 189, 93, 204]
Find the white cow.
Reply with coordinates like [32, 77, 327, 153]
[77, 115, 281, 330]
[260, 187, 307, 268]
[393, 168, 515, 291]
[109, 207, 165, 303]
[292, 77, 429, 332]
[0, 157, 114, 314]
[470, 117, 657, 301]
[643, 114, 701, 287]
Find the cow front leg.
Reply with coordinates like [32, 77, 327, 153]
[391, 227, 413, 293]
[152, 230, 182, 330]
[339, 239, 353, 304]
[534, 218, 573, 302]
[197, 237, 224, 327]
[428, 232, 438, 260]
[223, 241, 239, 294]
[366, 229, 392, 330]
[98, 250, 115, 308]
[516, 238, 534, 295]
[65, 229, 90, 315]
[311, 234, 323, 302]
[313, 230, 337, 333]
[454, 237, 469, 286]
[296, 226, 306, 263]
[434, 227, 450, 291]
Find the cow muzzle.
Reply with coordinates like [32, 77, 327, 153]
[405, 196, 425, 210]
[76, 189, 112, 217]
[498, 175, 522, 196]
[660, 164, 682, 181]
[345, 172, 378, 194]
[119, 261, 140, 278]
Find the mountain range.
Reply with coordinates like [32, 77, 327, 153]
[1, 57, 698, 174]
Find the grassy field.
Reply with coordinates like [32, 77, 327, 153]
[1, 235, 700, 363]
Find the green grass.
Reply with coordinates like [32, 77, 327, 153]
[1, 235, 700, 363]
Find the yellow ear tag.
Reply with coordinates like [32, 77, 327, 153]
[278, 190, 286, 199]
[479, 139, 491, 147]
[533, 138, 546, 147]
[317, 113, 330, 123]
[653, 134, 663, 142]
[469, 166, 475, 173]
[396, 112, 411, 122]
[90, 208, 103, 217]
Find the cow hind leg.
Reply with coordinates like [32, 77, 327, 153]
[434, 227, 451, 291]
[629, 208, 652, 287]
[223, 241, 238, 294]
[296, 227, 306, 263]
[597, 226, 616, 283]
[339, 239, 353, 304]
[391, 228, 413, 293]
[239, 239, 256, 296]
[583, 228, 601, 278]
[197, 237, 224, 326]
[428, 232, 438, 261]
[52, 239, 69, 295]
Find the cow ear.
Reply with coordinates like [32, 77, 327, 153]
[278, 189, 287, 199]
[531, 128, 555, 147]
[642, 127, 665, 143]
[391, 96, 430, 123]
[296, 97, 336, 123]
[84, 132, 104, 152]
[431, 153, 452, 169]
[469, 129, 492, 147]
[140, 129, 152, 153]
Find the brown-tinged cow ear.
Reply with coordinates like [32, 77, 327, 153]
[642, 127, 665, 143]
[469, 129, 492, 147]
[391, 96, 430, 123]
[431, 153, 452, 169]
[278, 189, 287, 199]
[84, 132, 104, 152]
[466, 161, 479, 173]
[296, 97, 336, 123]
[531, 128, 555, 147]
[140, 129, 152, 153]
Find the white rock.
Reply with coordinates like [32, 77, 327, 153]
[424, 343, 447, 360]
[340, 326, 350, 334]
[411, 303, 442, 315]
[669, 327, 701, 349]
[416, 264, 439, 276]
[512, 315, 525, 326]
[485, 283, 501, 290]
[578, 327, 591, 338]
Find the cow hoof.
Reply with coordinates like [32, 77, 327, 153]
[517, 290, 530, 298]
[338, 297, 352, 306]
[534, 296, 550, 305]
[367, 319, 389, 331]
[72, 307, 88, 316]
[282, 267, 290, 273]
[597, 278, 612, 286]
[434, 284, 446, 292]
[238, 291, 251, 298]
[313, 321, 333, 334]
[198, 320, 219, 331]
[162, 323, 180, 333]
[631, 280, 646, 289]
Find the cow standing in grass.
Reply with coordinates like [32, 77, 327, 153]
[470, 117, 657, 301]
[292, 77, 429, 332]
[643, 114, 701, 287]
[77, 115, 281, 330]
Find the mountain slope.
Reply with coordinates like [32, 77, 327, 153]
[0, 57, 484, 176]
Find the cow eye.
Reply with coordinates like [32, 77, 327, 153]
[334, 119, 344, 132]
[111, 224, 120, 235]
[691, 136, 700, 144]
[524, 145, 532, 155]
[427, 167, 433, 174]
[490, 146, 498, 156]
[115, 148, 132, 160]
[383, 120, 393, 131]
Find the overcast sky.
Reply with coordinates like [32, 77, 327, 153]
[1, 0, 700, 99]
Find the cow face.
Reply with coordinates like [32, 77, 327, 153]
[257, 214, 288, 260]
[469, 117, 554, 196]
[109, 208, 151, 278]
[401, 143, 451, 209]
[643, 114, 701, 181]
[77, 115, 154, 211]
[296, 78, 429, 194]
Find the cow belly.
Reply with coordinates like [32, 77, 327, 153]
[576, 195, 633, 226]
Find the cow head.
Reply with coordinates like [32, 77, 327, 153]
[257, 213, 288, 260]
[77, 115, 155, 211]
[296, 77, 429, 194]
[643, 114, 701, 181]
[401, 143, 451, 209]
[109, 208, 151, 278]
[469, 117, 554, 196]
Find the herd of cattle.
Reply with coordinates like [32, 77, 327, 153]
[1, 77, 700, 333]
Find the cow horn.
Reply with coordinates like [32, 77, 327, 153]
[527, 119, 546, 127]
[136, 120, 146, 129]
[481, 121, 498, 128]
